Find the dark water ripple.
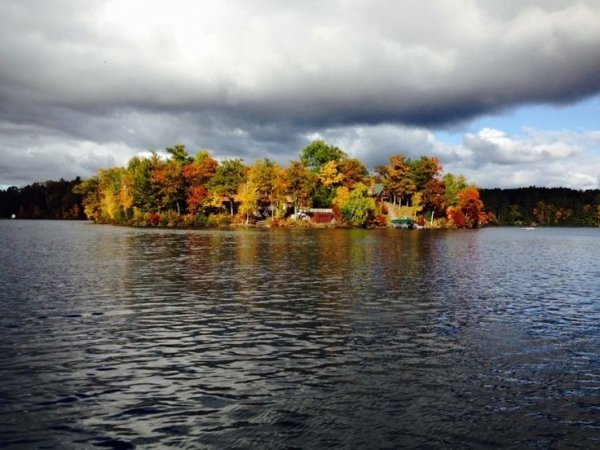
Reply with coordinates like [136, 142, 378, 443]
[1, 222, 599, 448]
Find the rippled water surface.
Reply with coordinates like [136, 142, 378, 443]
[1, 221, 599, 448]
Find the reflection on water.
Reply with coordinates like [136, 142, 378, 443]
[1, 222, 599, 448]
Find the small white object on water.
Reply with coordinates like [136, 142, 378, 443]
[11, 214, 16, 219]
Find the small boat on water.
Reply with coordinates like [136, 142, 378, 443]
[391, 217, 415, 229]
[522, 227, 536, 230]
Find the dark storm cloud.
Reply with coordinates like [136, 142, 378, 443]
[1, 0, 600, 186]
[3, 0, 600, 124]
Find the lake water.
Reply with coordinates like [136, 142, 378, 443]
[0, 221, 598, 449]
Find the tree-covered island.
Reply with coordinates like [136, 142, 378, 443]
[72, 140, 489, 229]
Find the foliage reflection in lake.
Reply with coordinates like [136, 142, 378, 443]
[0, 221, 599, 448]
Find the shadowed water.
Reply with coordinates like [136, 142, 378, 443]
[0, 221, 598, 448]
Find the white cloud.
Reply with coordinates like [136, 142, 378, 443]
[306, 123, 600, 189]
[450, 128, 600, 188]
[2, 116, 599, 190]
[463, 127, 582, 165]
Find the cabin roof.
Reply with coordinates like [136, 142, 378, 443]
[372, 183, 385, 196]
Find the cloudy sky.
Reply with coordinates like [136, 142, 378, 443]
[1, 0, 600, 189]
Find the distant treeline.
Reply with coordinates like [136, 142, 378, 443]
[481, 187, 600, 226]
[5, 167, 599, 228]
[0, 178, 85, 220]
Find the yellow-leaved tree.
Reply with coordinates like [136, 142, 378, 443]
[319, 160, 344, 188]
[235, 181, 259, 224]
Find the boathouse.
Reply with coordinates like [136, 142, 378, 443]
[309, 208, 334, 224]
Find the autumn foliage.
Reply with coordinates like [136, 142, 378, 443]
[75, 140, 487, 228]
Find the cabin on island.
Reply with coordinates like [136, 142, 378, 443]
[309, 208, 334, 224]
[371, 183, 389, 202]
[283, 195, 295, 216]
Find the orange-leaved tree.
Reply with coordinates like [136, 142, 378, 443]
[456, 186, 484, 228]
